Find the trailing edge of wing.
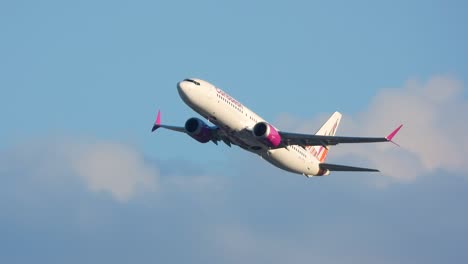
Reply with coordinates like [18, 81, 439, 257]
[278, 124, 403, 147]
[154, 124, 186, 133]
[278, 133, 389, 146]
[319, 163, 380, 172]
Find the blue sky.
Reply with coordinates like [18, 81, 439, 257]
[1, 1, 467, 263]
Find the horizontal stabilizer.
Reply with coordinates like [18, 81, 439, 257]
[320, 163, 379, 172]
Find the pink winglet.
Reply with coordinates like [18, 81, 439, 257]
[155, 110, 161, 125]
[386, 124, 403, 141]
[151, 110, 161, 132]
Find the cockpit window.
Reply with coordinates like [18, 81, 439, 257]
[184, 79, 200, 86]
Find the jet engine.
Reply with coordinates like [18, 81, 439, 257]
[252, 122, 282, 148]
[185, 117, 214, 143]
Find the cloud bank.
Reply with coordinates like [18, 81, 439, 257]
[277, 75, 468, 181]
[0, 138, 159, 202]
[65, 140, 158, 201]
[0, 137, 228, 203]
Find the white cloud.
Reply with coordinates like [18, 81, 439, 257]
[62, 140, 159, 202]
[0, 138, 159, 202]
[276, 75, 468, 181]
[0, 137, 230, 202]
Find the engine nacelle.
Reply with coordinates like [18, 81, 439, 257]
[185, 117, 214, 143]
[252, 122, 282, 148]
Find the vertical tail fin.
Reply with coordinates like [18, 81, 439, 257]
[306, 112, 342, 162]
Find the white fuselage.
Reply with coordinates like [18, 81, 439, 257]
[177, 79, 323, 176]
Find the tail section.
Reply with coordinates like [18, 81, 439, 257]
[306, 112, 342, 162]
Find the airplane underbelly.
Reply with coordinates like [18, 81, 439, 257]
[263, 149, 320, 176]
[263, 149, 304, 173]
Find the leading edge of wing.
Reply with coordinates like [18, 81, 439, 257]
[151, 110, 186, 133]
[279, 124, 403, 146]
[319, 163, 379, 172]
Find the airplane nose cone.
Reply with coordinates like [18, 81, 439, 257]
[177, 80, 191, 101]
[177, 80, 191, 93]
[177, 81, 184, 92]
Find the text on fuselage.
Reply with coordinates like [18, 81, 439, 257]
[216, 88, 243, 108]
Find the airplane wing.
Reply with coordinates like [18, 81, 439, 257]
[152, 123, 185, 133]
[320, 163, 379, 172]
[151, 110, 186, 133]
[151, 110, 228, 146]
[278, 125, 402, 147]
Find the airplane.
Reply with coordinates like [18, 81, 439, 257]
[152, 78, 402, 177]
